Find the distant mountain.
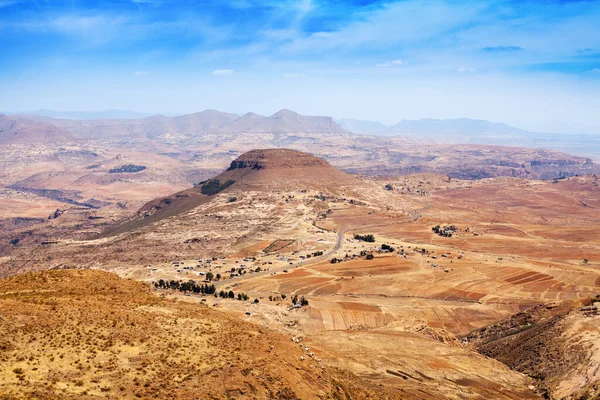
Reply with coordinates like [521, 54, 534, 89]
[392, 118, 529, 136]
[339, 117, 600, 159]
[38, 109, 351, 139]
[340, 117, 529, 136]
[8, 109, 179, 120]
[338, 118, 391, 135]
[0, 114, 75, 144]
[221, 109, 348, 134]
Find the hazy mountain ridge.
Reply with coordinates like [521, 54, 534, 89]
[339, 117, 600, 159]
[18, 108, 348, 140]
[0, 114, 75, 144]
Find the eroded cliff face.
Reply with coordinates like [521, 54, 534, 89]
[464, 299, 600, 400]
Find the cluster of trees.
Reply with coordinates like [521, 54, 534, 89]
[354, 233, 375, 243]
[154, 279, 216, 295]
[292, 294, 309, 306]
[268, 294, 287, 301]
[109, 164, 146, 173]
[381, 243, 395, 252]
[384, 183, 394, 191]
[200, 179, 236, 195]
[217, 290, 249, 301]
[358, 250, 375, 260]
[154, 279, 259, 303]
[432, 225, 456, 237]
[205, 272, 220, 281]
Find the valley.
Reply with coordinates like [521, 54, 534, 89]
[1, 147, 599, 399]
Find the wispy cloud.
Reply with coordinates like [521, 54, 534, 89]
[375, 60, 404, 67]
[481, 45, 524, 52]
[457, 67, 476, 73]
[212, 69, 234, 76]
[0, 0, 20, 7]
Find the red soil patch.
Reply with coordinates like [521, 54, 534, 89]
[436, 288, 486, 302]
[505, 271, 553, 285]
[313, 283, 342, 295]
[338, 302, 381, 312]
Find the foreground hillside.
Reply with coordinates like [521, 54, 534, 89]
[0, 269, 386, 400]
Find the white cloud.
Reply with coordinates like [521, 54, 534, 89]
[375, 59, 404, 67]
[457, 67, 476, 73]
[133, 70, 151, 76]
[212, 69, 234, 76]
[283, 73, 304, 78]
[591, 68, 600, 73]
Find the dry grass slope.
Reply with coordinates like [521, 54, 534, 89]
[0, 270, 392, 400]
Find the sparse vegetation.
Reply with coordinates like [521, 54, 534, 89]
[200, 179, 236, 195]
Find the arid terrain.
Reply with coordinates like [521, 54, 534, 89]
[1, 144, 599, 399]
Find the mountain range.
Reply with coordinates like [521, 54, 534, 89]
[15, 109, 349, 140]
[4, 108, 599, 159]
[339, 117, 600, 159]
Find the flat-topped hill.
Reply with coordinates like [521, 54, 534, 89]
[227, 148, 330, 170]
[98, 149, 359, 238]
[215, 148, 358, 189]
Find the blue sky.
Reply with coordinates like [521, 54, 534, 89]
[1, 0, 600, 132]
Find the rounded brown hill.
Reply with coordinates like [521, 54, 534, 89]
[215, 148, 358, 189]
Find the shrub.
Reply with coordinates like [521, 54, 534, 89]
[381, 243, 395, 252]
[354, 234, 375, 243]
[200, 179, 235, 195]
